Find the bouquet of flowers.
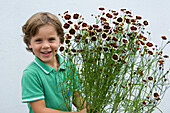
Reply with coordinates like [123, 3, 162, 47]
[58, 7, 170, 113]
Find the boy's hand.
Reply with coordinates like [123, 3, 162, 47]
[79, 108, 86, 113]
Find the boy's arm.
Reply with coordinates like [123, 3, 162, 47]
[73, 91, 86, 110]
[30, 99, 86, 113]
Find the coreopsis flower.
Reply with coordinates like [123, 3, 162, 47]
[82, 22, 88, 27]
[136, 16, 142, 20]
[74, 24, 79, 30]
[112, 54, 119, 61]
[100, 17, 107, 21]
[65, 39, 70, 44]
[131, 19, 136, 22]
[131, 26, 137, 31]
[65, 34, 72, 39]
[120, 9, 126, 11]
[102, 32, 107, 39]
[106, 13, 113, 18]
[143, 20, 149, 26]
[148, 50, 153, 55]
[60, 8, 169, 113]
[68, 21, 73, 24]
[146, 42, 154, 47]
[91, 36, 97, 41]
[78, 21, 83, 25]
[99, 7, 105, 11]
[148, 76, 153, 81]
[139, 40, 145, 45]
[63, 23, 70, 29]
[122, 38, 128, 44]
[117, 17, 123, 22]
[126, 11, 132, 14]
[93, 24, 99, 28]
[125, 18, 130, 24]
[64, 14, 71, 20]
[142, 101, 146, 105]
[69, 28, 76, 35]
[59, 46, 65, 52]
[112, 36, 118, 41]
[153, 92, 159, 97]
[73, 13, 79, 19]
[161, 36, 167, 40]
[163, 55, 169, 58]
[110, 43, 118, 48]
[113, 12, 119, 16]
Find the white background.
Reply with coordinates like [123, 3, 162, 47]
[0, 0, 169, 112]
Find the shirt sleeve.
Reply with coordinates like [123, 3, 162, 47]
[21, 69, 44, 103]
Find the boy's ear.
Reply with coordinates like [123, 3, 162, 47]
[28, 43, 32, 49]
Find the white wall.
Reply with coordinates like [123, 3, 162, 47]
[0, 0, 169, 112]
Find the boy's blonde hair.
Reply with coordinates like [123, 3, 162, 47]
[22, 12, 64, 52]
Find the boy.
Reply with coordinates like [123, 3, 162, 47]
[21, 12, 86, 113]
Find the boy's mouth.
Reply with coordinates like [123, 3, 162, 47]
[41, 51, 52, 56]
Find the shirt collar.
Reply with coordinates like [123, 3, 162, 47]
[34, 53, 66, 74]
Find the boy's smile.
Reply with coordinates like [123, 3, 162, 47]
[29, 24, 61, 67]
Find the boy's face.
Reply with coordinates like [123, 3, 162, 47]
[29, 24, 61, 65]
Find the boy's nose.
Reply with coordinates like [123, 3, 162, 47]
[42, 42, 50, 49]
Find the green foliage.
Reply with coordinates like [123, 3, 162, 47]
[59, 7, 170, 113]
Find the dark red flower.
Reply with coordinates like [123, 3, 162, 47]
[93, 24, 99, 28]
[59, 46, 64, 52]
[67, 21, 73, 24]
[120, 9, 126, 11]
[125, 19, 130, 24]
[100, 17, 106, 21]
[122, 38, 128, 43]
[65, 39, 70, 44]
[148, 76, 153, 81]
[71, 49, 76, 53]
[140, 40, 145, 45]
[82, 23, 88, 27]
[112, 36, 118, 41]
[103, 47, 108, 52]
[74, 24, 79, 30]
[131, 26, 137, 31]
[117, 17, 123, 22]
[69, 28, 76, 35]
[153, 92, 159, 97]
[102, 32, 107, 39]
[113, 21, 119, 25]
[143, 20, 149, 26]
[148, 50, 153, 55]
[136, 16, 142, 20]
[99, 7, 105, 11]
[65, 34, 72, 39]
[131, 19, 136, 22]
[146, 42, 153, 47]
[63, 23, 70, 29]
[113, 12, 119, 16]
[91, 36, 97, 41]
[126, 11, 132, 14]
[78, 21, 83, 25]
[106, 13, 113, 18]
[73, 13, 79, 19]
[64, 14, 71, 20]
[163, 55, 169, 58]
[112, 54, 119, 61]
[110, 43, 118, 48]
[161, 36, 167, 40]
[142, 101, 146, 105]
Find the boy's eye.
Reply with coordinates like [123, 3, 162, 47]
[35, 39, 42, 42]
[49, 38, 55, 41]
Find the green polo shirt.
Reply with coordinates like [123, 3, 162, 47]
[21, 54, 80, 113]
